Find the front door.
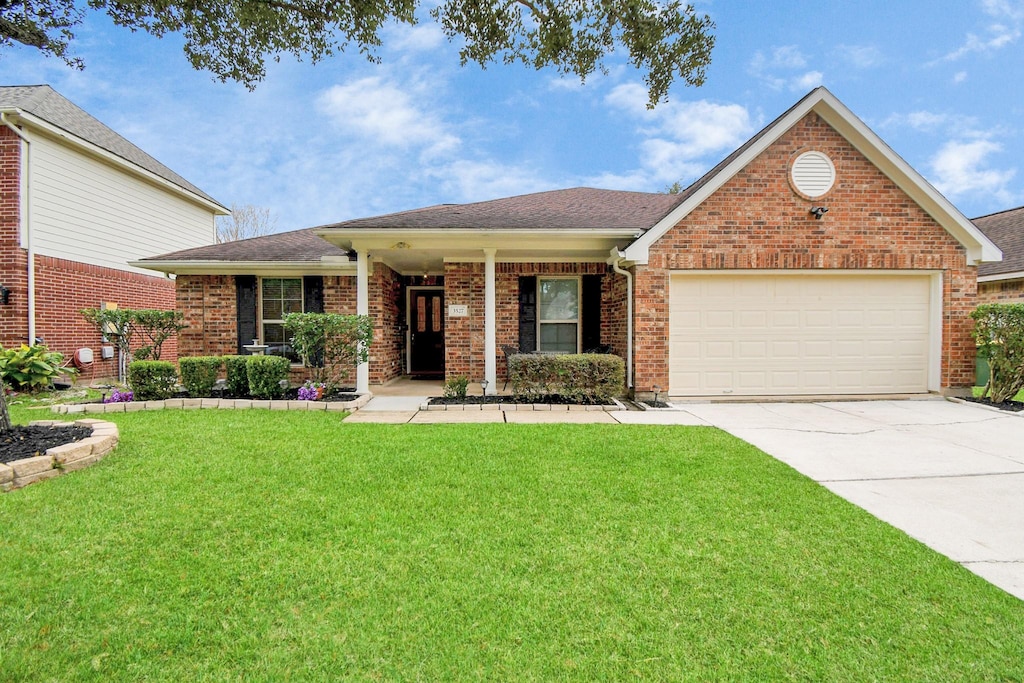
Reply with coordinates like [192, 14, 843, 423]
[409, 288, 445, 376]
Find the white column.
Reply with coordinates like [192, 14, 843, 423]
[484, 248, 497, 394]
[356, 250, 370, 394]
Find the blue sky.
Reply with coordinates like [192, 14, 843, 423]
[1, 0, 1022, 231]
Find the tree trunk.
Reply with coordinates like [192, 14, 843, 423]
[0, 380, 11, 433]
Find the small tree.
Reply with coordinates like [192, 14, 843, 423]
[972, 303, 1024, 404]
[81, 308, 135, 382]
[81, 307, 187, 380]
[283, 313, 373, 390]
[130, 309, 187, 360]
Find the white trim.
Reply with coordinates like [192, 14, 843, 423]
[257, 276, 304, 361]
[1, 110, 228, 215]
[929, 272, 942, 393]
[131, 260, 358, 276]
[405, 286, 445, 374]
[356, 251, 370, 393]
[978, 271, 1024, 283]
[442, 256, 610, 264]
[484, 249, 497, 393]
[623, 87, 1002, 266]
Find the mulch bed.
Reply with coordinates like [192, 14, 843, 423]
[428, 395, 614, 406]
[641, 400, 672, 409]
[964, 396, 1024, 412]
[0, 425, 93, 465]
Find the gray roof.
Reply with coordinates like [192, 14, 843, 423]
[142, 228, 348, 262]
[0, 84, 223, 208]
[974, 206, 1024, 277]
[320, 187, 686, 231]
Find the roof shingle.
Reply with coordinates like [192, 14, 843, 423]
[0, 84, 223, 208]
[142, 228, 347, 262]
[974, 207, 1024, 277]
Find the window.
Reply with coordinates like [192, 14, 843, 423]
[260, 277, 303, 362]
[537, 277, 579, 353]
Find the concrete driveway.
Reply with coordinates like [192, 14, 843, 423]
[679, 398, 1024, 601]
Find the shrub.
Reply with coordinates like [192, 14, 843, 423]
[510, 353, 625, 404]
[223, 355, 250, 397]
[0, 344, 74, 391]
[246, 355, 291, 399]
[128, 360, 178, 400]
[179, 356, 223, 398]
[282, 312, 373, 390]
[443, 375, 470, 399]
[972, 303, 1024, 403]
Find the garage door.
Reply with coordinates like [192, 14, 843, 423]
[668, 274, 932, 396]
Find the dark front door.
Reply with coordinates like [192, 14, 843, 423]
[409, 288, 445, 376]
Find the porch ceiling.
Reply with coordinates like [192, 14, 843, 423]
[315, 229, 637, 276]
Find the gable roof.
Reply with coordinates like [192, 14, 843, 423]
[974, 206, 1024, 279]
[0, 84, 226, 211]
[321, 187, 685, 232]
[137, 228, 349, 268]
[622, 86, 1002, 266]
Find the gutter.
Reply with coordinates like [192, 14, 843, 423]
[1, 112, 35, 345]
[608, 248, 634, 390]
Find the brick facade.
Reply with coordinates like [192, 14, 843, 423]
[634, 111, 977, 394]
[369, 264, 404, 384]
[1, 128, 178, 382]
[444, 261, 620, 381]
[978, 279, 1024, 303]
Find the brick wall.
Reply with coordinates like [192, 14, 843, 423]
[445, 261, 617, 381]
[978, 279, 1024, 303]
[369, 264, 403, 383]
[636, 111, 977, 394]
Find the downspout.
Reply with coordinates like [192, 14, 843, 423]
[0, 112, 34, 345]
[608, 248, 633, 389]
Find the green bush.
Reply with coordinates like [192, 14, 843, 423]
[246, 355, 291, 399]
[0, 344, 74, 391]
[510, 353, 625, 404]
[128, 360, 178, 400]
[223, 355, 250, 397]
[282, 312, 373, 390]
[443, 375, 470, 399]
[972, 303, 1024, 403]
[179, 356, 223, 398]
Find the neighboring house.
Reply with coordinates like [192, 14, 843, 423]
[973, 206, 1024, 303]
[137, 87, 1001, 399]
[0, 85, 228, 380]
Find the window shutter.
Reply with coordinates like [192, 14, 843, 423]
[303, 276, 324, 313]
[235, 275, 257, 354]
[518, 276, 536, 352]
[581, 274, 602, 351]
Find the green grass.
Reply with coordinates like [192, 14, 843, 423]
[973, 386, 1024, 401]
[1, 411, 1022, 680]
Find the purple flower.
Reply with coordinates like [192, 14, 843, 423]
[103, 390, 134, 403]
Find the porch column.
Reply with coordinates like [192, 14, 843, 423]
[356, 249, 370, 394]
[484, 248, 496, 394]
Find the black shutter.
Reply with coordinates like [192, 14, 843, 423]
[303, 276, 324, 313]
[518, 276, 536, 352]
[236, 275, 257, 354]
[581, 274, 602, 351]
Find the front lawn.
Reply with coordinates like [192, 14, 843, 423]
[1, 411, 1021, 680]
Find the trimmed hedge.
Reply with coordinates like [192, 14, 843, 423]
[179, 356, 223, 398]
[223, 355, 250, 397]
[128, 360, 177, 400]
[246, 355, 291, 399]
[972, 303, 1024, 403]
[509, 353, 624, 403]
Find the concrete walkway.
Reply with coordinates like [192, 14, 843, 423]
[348, 389, 1024, 600]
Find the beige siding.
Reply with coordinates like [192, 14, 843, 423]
[28, 133, 216, 276]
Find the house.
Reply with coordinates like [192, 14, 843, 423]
[136, 87, 1001, 399]
[0, 85, 228, 379]
[973, 206, 1024, 303]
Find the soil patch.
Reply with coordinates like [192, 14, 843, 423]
[0, 425, 93, 465]
[964, 396, 1024, 413]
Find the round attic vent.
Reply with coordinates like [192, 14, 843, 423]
[790, 151, 836, 198]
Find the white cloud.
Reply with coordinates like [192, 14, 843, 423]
[384, 23, 447, 53]
[750, 45, 807, 71]
[982, 0, 1024, 21]
[929, 138, 1017, 204]
[749, 45, 823, 91]
[834, 44, 884, 68]
[316, 76, 460, 157]
[427, 160, 553, 202]
[605, 83, 754, 186]
[953, 70, 968, 83]
[793, 71, 824, 91]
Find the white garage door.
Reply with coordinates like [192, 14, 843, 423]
[669, 274, 932, 396]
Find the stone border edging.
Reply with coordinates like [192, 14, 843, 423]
[418, 398, 627, 412]
[0, 419, 119, 492]
[50, 393, 371, 415]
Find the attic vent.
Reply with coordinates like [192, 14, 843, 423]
[790, 151, 835, 198]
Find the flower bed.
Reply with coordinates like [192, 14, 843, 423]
[0, 419, 119, 492]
